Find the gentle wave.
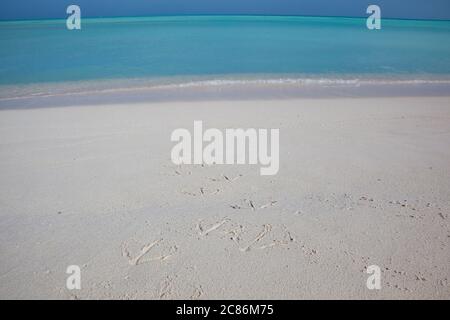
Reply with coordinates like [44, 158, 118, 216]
[2, 77, 450, 101]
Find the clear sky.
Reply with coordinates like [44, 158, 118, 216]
[1, 0, 449, 21]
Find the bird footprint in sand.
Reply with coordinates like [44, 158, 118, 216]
[230, 199, 277, 211]
[182, 187, 220, 197]
[208, 173, 243, 182]
[197, 218, 230, 237]
[228, 224, 295, 252]
[196, 219, 295, 253]
[121, 239, 177, 265]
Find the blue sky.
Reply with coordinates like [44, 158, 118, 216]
[1, 0, 449, 20]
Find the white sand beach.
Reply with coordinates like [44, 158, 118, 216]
[0, 96, 449, 299]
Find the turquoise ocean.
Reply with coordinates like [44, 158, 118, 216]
[0, 15, 450, 103]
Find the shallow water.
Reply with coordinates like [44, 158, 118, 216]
[1, 15, 450, 100]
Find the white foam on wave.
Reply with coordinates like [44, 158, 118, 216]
[1, 77, 450, 101]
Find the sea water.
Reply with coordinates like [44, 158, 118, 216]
[0, 15, 450, 102]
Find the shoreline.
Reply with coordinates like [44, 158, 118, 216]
[1, 78, 450, 109]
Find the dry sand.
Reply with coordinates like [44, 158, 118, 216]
[0, 96, 449, 299]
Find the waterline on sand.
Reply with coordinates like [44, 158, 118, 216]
[1, 75, 450, 109]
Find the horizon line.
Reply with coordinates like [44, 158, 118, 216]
[1, 13, 450, 23]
